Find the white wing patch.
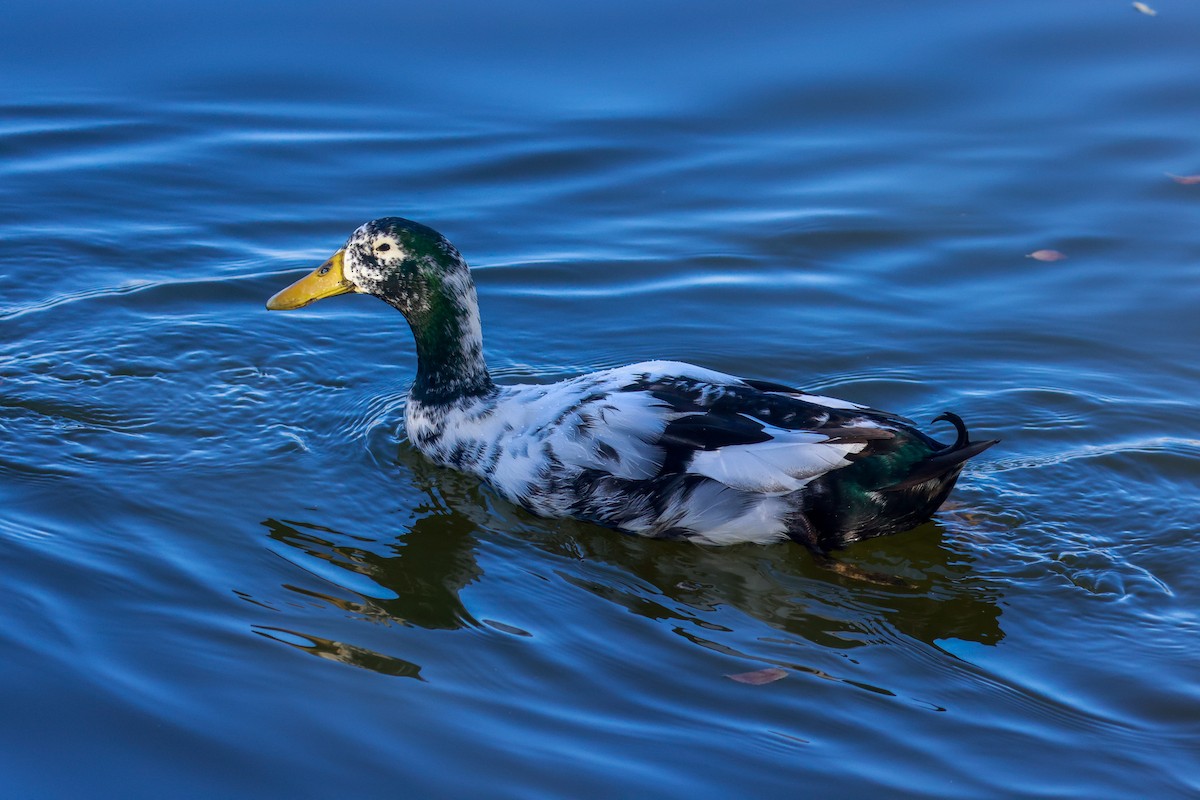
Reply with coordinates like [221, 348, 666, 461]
[689, 429, 864, 493]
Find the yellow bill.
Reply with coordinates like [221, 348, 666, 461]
[266, 249, 354, 310]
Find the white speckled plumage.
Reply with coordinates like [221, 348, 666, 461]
[404, 360, 875, 545]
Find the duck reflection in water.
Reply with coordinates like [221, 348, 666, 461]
[249, 453, 1006, 683]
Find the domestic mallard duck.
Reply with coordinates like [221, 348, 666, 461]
[267, 217, 997, 550]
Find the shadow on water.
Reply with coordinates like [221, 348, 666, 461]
[249, 447, 1006, 685]
[249, 498, 485, 680]
[546, 519, 1006, 650]
[261, 510, 484, 632]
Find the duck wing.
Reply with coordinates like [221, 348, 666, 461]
[618, 371, 907, 493]
[538, 362, 909, 494]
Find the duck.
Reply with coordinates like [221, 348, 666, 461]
[266, 217, 997, 551]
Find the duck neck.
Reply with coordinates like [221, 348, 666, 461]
[397, 274, 494, 406]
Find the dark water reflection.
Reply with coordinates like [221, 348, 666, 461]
[254, 445, 1006, 694]
[262, 512, 482, 634]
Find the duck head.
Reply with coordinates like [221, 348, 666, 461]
[266, 217, 493, 402]
[266, 217, 471, 317]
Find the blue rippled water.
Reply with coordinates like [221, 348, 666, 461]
[2, 1, 1199, 797]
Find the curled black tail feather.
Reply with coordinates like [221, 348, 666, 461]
[932, 411, 969, 450]
[882, 412, 999, 492]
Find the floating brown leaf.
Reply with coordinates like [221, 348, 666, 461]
[725, 667, 788, 685]
[1167, 173, 1200, 185]
[1133, 2, 1157, 15]
[1027, 249, 1068, 262]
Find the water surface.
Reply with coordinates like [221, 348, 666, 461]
[2, 1, 1199, 797]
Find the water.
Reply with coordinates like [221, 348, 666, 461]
[3, 1, 1199, 797]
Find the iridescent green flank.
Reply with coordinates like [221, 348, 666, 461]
[800, 431, 954, 548]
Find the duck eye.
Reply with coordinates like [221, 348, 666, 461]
[376, 243, 391, 252]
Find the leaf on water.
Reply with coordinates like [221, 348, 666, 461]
[1133, 2, 1157, 15]
[1027, 249, 1068, 262]
[725, 667, 788, 685]
[1167, 173, 1200, 185]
